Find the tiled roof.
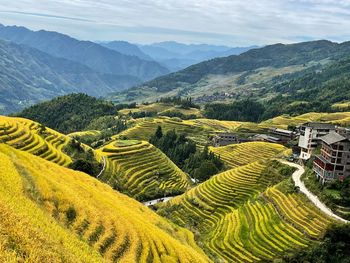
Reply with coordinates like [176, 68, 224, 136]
[303, 122, 336, 129]
[321, 132, 347, 145]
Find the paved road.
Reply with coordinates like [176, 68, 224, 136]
[96, 156, 106, 178]
[281, 160, 349, 223]
[143, 196, 174, 206]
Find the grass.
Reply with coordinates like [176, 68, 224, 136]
[0, 144, 209, 262]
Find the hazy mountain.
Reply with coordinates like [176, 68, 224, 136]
[112, 40, 350, 103]
[101, 41, 153, 61]
[0, 39, 140, 114]
[138, 41, 257, 71]
[0, 24, 169, 81]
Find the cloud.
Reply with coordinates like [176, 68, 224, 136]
[0, 10, 95, 22]
[0, 0, 349, 45]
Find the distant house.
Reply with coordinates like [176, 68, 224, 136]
[313, 132, 350, 183]
[212, 133, 238, 147]
[298, 122, 336, 160]
[251, 134, 281, 144]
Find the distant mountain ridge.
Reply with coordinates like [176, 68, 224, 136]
[0, 24, 169, 81]
[111, 40, 350, 103]
[100, 40, 153, 61]
[0, 39, 139, 114]
[138, 41, 257, 71]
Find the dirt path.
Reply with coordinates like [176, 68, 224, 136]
[280, 160, 349, 223]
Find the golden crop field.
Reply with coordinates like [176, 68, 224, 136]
[158, 141, 335, 262]
[96, 139, 191, 200]
[0, 144, 209, 262]
[117, 117, 209, 145]
[118, 102, 203, 117]
[210, 142, 286, 168]
[0, 116, 71, 166]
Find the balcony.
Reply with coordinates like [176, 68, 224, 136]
[314, 155, 335, 171]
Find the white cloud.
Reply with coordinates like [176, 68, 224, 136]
[0, 0, 349, 45]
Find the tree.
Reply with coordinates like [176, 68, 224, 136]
[193, 161, 219, 182]
[155, 126, 163, 139]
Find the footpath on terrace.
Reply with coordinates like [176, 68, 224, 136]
[281, 160, 349, 224]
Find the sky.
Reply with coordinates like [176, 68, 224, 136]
[0, 0, 350, 46]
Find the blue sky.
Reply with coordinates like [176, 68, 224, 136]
[0, 0, 350, 46]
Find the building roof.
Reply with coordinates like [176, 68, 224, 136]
[321, 132, 347, 145]
[272, 128, 293, 135]
[302, 122, 336, 129]
[253, 134, 281, 142]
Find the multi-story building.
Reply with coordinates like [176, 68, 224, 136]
[212, 132, 238, 147]
[313, 132, 350, 183]
[298, 122, 336, 160]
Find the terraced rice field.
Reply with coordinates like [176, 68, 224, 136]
[0, 144, 209, 262]
[118, 102, 202, 117]
[207, 186, 333, 262]
[260, 112, 350, 128]
[162, 161, 276, 231]
[96, 140, 191, 200]
[161, 162, 334, 262]
[159, 140, 334, 262]
[191, 119, 243, 132]
[210, 142, 286, 168]
[117, 117, 209, 145]
[0, 116, 71, 166]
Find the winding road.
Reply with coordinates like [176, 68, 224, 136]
[280, 160, 349, 223]
[96, 156, 106, 178]
[143, 196, 174, 206]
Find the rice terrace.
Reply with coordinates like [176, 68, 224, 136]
[1, 2, 350, 262]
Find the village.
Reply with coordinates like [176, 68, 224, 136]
[211, 122, 350, 184]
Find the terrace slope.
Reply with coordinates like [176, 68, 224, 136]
[0, 115, 72, 166]
[0, 144, 209, 262]
[157, 143, 335, 262]
[96, 140, 191, 201]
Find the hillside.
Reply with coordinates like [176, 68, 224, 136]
[0, 115, 72, 166]
[0, 40, 139, 114]
[0, 24, 169, 81]
[111, 40, 350, 104]
[96, 140, 191, 201]
[157, 143, 335, 262]
[262, 57, 350, 117]
[16, 93, 126, 134]
[0, 144, 209, 262]
[0, 115, 192, 201]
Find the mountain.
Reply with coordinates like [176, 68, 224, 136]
[112, 40, 350, 103]
[138, 41, 256, 71]
[100, 40, 153, 61]
[0, 24, 169, 81]
[0, 40, 140, 114]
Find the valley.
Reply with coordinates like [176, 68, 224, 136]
[1, 14, 350, 262]
[1, 104, 349, 262]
